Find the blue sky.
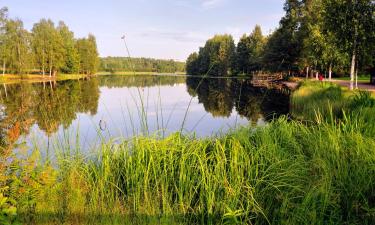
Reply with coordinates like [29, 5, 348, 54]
[1, 0, 285, 61]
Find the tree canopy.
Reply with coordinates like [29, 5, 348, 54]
[100, 57, 185, 73]
[186, 0, 375, 85]
[186, 34, 236, 76]
[0, 8, 99, 76]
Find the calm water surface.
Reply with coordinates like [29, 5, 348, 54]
[0, 75, 290, 152]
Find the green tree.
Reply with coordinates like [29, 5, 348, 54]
[186, 52, 199, 75]
[0, 7, 8, 75]
[263, 0, 303, 72]
[324, 0, 375, 89]
[31, 19, 65, 77]
[57, 21, 80, 74]
[189, 34, 235, 76]
[76, 34, 99, 75]
[235, 34, 251, 75]
[4, 19, 30, 75]
[299, 0, 348, 80]
[235, 25, 266, 74]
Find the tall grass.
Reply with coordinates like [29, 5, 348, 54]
[3, 81, 375, 224]
[17, 116, 375, 225]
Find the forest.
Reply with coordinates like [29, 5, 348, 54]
[186, 0, 375, 84]
[0, 7, 99, 76]
[100, 57, 185, 73]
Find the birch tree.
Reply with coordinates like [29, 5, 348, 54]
[324, 0, 375, 89]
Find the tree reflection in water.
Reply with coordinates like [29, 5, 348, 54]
[186, 77, 290, 123]
[0, 78, 99, 148]
[0, 75, 290, 149]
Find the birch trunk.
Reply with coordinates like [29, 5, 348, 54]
[350, 51, 356, 90]
[42, 54, 45, 76]
[2, 60, 5, 76]
[328, 63, 332, 81]
[306, 67, 309, 79]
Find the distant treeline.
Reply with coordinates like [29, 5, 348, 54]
[187, 0, 375, 81]
[0, 7, 99, 76]
[100, 57, 185, 73]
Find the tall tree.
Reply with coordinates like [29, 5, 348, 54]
[324, 0, 375, 89]
[186, 52, 199, 75]
[76, 34, 99, 75]
[299, 0, 348, 80]
[57, 21, 79, 74]
[31, 19, 65, 76]
[0, 7, 8, 75]
[190, 34, 235, 76]
[235, 25, 266, 74]
[4, 19, 30, 74]
[263, 0, 304, 72]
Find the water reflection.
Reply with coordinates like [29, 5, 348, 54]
[99, 75, 186, 88]
[0, 79, 99, 147]
[186, 77, 290, 122]
[0, 75, 290, 150]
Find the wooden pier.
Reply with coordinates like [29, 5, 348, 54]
[251, 73, 284, 87]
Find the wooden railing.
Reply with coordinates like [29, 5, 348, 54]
[251, 73, 284, 87]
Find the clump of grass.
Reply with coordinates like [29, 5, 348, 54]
[291, 81, 347, 121]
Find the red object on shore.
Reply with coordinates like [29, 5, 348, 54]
[319, 74, 324, 81]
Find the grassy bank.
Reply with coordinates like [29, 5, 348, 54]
[1, 82, 375, 224]
[0, 73, 91, 84]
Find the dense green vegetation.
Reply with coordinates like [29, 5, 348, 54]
[0, 7, 99, 76]
[0, 81, 374, 224]
[186, 0, 375, 86]
[186, 35, 236, 76]
[100, 57, 185, 74]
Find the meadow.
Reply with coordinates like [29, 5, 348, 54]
[1, 81, 375, 225]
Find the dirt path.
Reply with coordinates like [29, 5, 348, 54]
[330, 79, 375, 92]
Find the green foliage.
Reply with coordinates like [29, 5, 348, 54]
[57, 21, 80, 74]
[324, 0, 375, 59]
[263, 0, 303, 72]
[100, 57, 185, 73]
[3, 19, 30, 74]
[0, 7, 98, 76]
[186, 34, 236, 76]
[31, 19, 65, 76]
[0, 188, 18, 225]
[234, 25, 266, 74]
[76, 34, 99, 75]
[185, 0, 374, 78]
[186, 52, 199, 75]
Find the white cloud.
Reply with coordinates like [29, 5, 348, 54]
[201, 0, 225, 8]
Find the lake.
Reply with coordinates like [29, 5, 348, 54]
[0, 75, 290, 152]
